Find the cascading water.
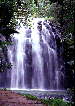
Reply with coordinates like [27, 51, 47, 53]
[8, 22, 26, 89]
[31, 19, 44, 89]
[7, 18, 64, 90]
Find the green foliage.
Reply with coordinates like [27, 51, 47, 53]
[0, 41, 12, 72]
[63, 34, 74, 74]
[22, 94, 73, 106]
[0, 0, 74, 32]
[40, 98, 72, 106]
[23, 94, 38, 100]
[0, 59, 12, 72]
[0, 1, 14, 27]
[0, 63, 12, 72]
[0, 41, 12, 47]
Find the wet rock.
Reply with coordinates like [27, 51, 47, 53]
[37, 21, 42, 31]
[26, 28, 31, 38]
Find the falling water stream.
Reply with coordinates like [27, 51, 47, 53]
[8, 18, 64, 90]
[31, 18, 45, 89]
[8, 22, 26, 88]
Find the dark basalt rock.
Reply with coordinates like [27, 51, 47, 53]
[37, 21, 42, 31]
[26, 28, 31, 38]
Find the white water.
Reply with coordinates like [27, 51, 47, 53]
[31, 18, 44, 89]
[8, 18, 64, 90]
[8, 22, 26, 89]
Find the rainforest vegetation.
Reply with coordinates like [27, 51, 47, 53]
[0, 0, 74, 91]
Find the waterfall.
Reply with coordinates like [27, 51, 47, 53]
[8, 22, 26, 89]
[7, 18, 64, 90]
[31, 18, 44, 89]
